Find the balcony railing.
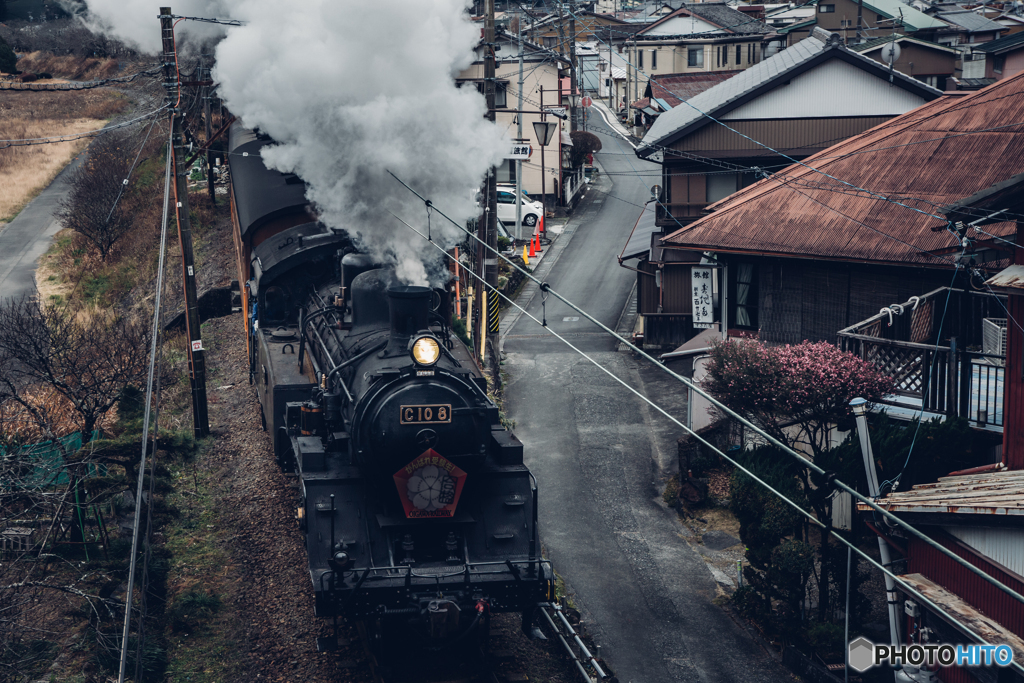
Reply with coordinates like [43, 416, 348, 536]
[837, 287, 1006, 430]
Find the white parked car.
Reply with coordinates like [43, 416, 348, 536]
[496, 184, 544, 229]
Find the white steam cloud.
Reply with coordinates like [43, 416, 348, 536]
[76, 0, 508, 286]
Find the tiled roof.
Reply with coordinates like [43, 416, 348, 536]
[659, 73, 1024, 267]
[851, 33, 960, 54]
[647, 70, 743, 108]
[637, 29, 938, 157]
[938, 10, 1006, 33]
[639, 2, 773, 36]
[682, 2, 773, 34]
[977, 30, 1024, 53]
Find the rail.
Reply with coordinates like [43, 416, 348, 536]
[538, 601, 610, 681]
[837, 288, 1006, 428]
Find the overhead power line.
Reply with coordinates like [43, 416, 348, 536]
[386, 169, 1024, 613]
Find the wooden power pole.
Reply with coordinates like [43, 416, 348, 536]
[479, 0, 500, 384]
[202, 54, 215, 203]
[160, 7, 210, 438]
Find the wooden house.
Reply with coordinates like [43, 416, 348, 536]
[641, 74, 1024, 350]
[844, 184, 1024, 683]
[852, 33, 961, 90]
[624, 27, 942, 348]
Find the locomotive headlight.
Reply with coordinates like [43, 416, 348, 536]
[410, 335, 441, 366]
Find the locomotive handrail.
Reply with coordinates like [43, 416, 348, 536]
[297, 304, 344, 372]
[325, 339, 387, 403]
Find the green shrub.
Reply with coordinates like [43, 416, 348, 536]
[452, 316, 471, 346]
[167, 590, 221, 632]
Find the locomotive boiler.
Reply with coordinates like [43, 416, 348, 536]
[227, 124, 552, 653]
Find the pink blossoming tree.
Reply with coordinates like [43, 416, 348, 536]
[704, 339, 894, 621]
[704, 339, 894, 460]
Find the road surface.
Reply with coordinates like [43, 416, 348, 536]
[501, 111, 793, 683]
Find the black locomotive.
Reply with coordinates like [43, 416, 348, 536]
[226, 124, 552, 653]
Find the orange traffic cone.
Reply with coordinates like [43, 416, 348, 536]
[528, 237, 537, 259]
[539, 215, 545, 234]
[522, 244, 530, 265]
[533, 232, 543, 253]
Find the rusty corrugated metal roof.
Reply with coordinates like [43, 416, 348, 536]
[661, 73, 1024, 267]
[648, 71, 743, 108]
[855, 469, 1024, 516]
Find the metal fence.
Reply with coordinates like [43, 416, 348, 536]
[838, 288, 1006, 428]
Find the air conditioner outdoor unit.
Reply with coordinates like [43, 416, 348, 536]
[982, 317, 1007, 366]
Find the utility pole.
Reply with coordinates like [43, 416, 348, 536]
[857, 0, 864, 43]
[569, 4, 578, 132]
[201, 54, 215, 203]
[481, 0, 499, 381]
[608, 29, 614, 110]
[160, 7, 209, 438]
[516, 9, 525, 244]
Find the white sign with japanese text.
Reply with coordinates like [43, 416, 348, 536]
[692, 267, 715, 329]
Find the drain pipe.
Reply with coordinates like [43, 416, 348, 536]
[850, 398, 905, 682]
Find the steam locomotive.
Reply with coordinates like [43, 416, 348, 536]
[225, 124, 552, 653]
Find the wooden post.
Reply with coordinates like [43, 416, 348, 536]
[161, 7, 209, 438]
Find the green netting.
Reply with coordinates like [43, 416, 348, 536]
[0, 431, 103, 490]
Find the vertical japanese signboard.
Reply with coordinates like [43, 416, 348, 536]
[692, 266, 715, 329]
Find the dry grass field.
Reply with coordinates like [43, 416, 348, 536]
[0, 86, 128, 228]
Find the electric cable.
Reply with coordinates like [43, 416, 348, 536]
[386, 170, 1024, 609]
[116, 129, 173, 683]
[0, 105, 170, 149]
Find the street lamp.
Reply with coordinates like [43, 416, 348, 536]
[533, 119, 558, 231]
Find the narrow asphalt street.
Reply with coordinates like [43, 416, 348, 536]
[501, 107, 794, 683]
[0, 153, 87, 301]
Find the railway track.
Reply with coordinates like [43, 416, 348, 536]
[358, 602, 616, 683]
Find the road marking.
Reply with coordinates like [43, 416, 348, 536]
[563, 316, 580, 322]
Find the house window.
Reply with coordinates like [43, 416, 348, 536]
[651, 49, 657, 69]
[840, 19, 852, 27]
[707, 172, 759, 203]
[638, 48, 644, 69]
[754, 43, 759, 62]
[707, 173, 739, 203]
[470, 81, 507, 108]
[496, 159, 516, 184]
[731, 263, 759, 329]
[819, 3, 835, 11]
[722, 45, 728, 65]
[994, 55, 1006, 73]
[747, 43, 752, 63]
[736, 45, 742, 64]
[688, 47, 704, 67]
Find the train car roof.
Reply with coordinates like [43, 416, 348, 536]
[228, 123, 311, 241]
[251, 222, 351, 290]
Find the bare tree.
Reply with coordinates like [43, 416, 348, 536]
[55, 130, 143, 262]
[0, 296, 149, 443]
